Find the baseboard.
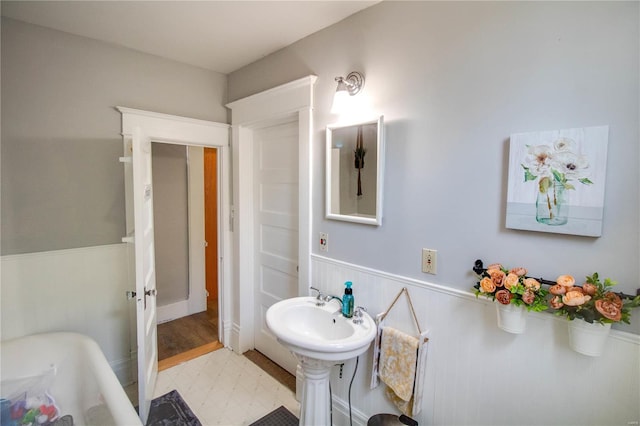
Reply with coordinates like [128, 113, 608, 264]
[331, 394, 368, 426]
[110, 356, 135, 386]
[221, 319, 232, 348]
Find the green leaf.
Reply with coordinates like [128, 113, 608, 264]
[579, 178, 593, 185]
[539, 176, 551, 193]
[552, 169, 566, 183]
[521, 165, 537, 182]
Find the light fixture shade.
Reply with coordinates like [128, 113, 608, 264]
[331, 89, 350, 114]
[331, 71, 364, 115]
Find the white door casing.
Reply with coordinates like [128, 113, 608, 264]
[226, 75, 317, 357]
[131, 126, 158, 424]
[253, 119, 300, 374]
[118, 107, 230, 424]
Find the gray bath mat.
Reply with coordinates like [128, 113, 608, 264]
[249, 405, 298, 426]
[145, 389, 201, 426]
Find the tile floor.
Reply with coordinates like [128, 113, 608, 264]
[152, 347, 300, 425]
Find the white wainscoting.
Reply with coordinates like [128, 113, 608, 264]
[1, 244, 133, 384]
[312, 255, 640, 426]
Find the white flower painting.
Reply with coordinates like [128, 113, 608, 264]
[506, 126, 608, 237]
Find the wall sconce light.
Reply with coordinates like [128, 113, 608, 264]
[331, 71, 365, 114]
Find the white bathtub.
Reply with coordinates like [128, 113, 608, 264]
[1, 332, 141, 425]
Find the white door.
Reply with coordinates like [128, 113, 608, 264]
[253, 119, 299, 374]
[132, 127, 158, 424]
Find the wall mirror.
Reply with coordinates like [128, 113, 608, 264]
[326, 116, 384, 225]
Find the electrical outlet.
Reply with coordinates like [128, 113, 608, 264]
[422, 248, 437, 274]
[320, 232, 328, 252]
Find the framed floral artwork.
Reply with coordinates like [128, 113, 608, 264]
[506, 125, 609, 237]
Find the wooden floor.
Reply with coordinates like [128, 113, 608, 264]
[157, 302, 218, 361]
[244, 349, 296, 393]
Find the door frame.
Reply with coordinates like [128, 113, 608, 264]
[226, 75, 317, 353]
[117, 106, 230, 365]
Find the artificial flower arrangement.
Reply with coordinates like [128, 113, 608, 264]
[549, 273, 640, 324]
[474, 263, 549, 312]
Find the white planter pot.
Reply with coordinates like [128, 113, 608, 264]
[567, 320, 611, 357]
[496, 303, 528, 334]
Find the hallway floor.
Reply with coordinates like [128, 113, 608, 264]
[157, 302, 218, 361]
[152, 347, 300, 425]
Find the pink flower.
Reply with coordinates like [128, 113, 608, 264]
[582, 283, 597, 296]
[509, 267, 527, 276]
[604, 292, 623, 309]
[550, 295, 564, 309]
[489, 270, 506, 288]
[595, 299, 622, 322]
[521, 290, 535, 305]
[495, 289, 512, 305]
[486, 263, 502, 272]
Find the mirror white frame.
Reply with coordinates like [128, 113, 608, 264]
[326, 116, 385, 226]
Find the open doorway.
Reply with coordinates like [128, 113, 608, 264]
[152, 143, 222, 368]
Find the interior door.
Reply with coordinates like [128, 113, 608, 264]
[204, 148, 218, 308]
[253, 119, 300, 375]
[132, 127, 158, 424]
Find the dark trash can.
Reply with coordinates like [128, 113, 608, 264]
[367, 413, 418, 426]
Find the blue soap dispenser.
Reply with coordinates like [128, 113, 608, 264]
[342, 281, 354, 318]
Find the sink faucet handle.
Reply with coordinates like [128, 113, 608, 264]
[310, 286, 326, 306]
[353, 306, 366, 324]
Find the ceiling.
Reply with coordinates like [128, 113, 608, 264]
[1, 1, 379, 74]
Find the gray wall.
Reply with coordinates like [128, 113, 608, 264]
[229, 2, 640, 298]
[1, 18, 228, 255]
[152, 143, 189, 306]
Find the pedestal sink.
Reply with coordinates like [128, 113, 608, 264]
[266, 296, 376, 426]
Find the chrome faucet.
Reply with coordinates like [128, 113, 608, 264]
[310, 286, 327, 306]
[326, 295, 343, 307]
[310, 287, 344, 308]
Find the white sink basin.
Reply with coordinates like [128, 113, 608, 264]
[266, 296, 376, 362]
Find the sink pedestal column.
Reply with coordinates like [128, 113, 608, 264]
[296, 355, 333, 426]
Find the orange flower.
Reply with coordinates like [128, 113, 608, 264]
[556, 274, 575, 287]
[495, 289, 512, 305]
[549, 284, 566, 296]
[562, 290, 591, 306]
[503, 273, 519, 290]
[489, 270, 506, 288]
[523, 278, 541, 291]
[480, 277, 496, 293]
[595, 299, 622, 321]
